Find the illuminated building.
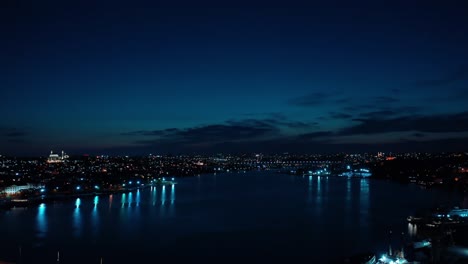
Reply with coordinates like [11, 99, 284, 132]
[47, 150, 69, 163]
[4, 183, 45, 195]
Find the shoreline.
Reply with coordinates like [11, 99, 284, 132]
[0, 181, 176, 210]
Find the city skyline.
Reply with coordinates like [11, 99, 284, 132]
[3, 1, 468, 155]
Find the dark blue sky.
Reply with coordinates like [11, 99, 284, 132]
[2, 1, 468, 155]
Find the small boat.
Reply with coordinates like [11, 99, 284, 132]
[412, 239, 431, 249]
[407, 216, 423, 223]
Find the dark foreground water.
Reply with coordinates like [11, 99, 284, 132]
[0, 172, 463, 263]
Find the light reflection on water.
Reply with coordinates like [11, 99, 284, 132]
[359, 179, 370, 227]
[18, 173, 462, 264]
[160, 185, 166, 217]
[136, 189, 140, 207]
[34, 177, 369, 243]
[408, 223, 417, 237]
[128, 192, 133, 205]
[92, 196, 99, 236]
[109, 194, 113, 210]
[94, 196, 99, 207]
[121, 193, 126, 208]
[161, 185, 166, 205]
[170, 185, 175, 205]
[36, 203, 47, 238]
[316, 176, 322, 214]
[346, 178, 351, 212]
[152, 186, 157, 206]
[169, 184, 175, 216]
[73, 198, 82, 237]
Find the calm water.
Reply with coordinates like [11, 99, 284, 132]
[0, 172, 462, 263]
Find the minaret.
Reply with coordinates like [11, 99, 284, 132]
[61, 150, 64, 159]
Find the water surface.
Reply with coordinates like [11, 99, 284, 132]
[0, 172, 461, 263]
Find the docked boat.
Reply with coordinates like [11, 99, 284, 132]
[407, 216, 423, 223]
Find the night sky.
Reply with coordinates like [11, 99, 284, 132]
[2, 1, 468, 155]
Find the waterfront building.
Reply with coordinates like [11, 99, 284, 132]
[3, 183, 44, 195]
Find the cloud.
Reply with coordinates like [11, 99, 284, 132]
[121, 108, 468, 152]
[5, 131, 27, 137]
[7, 138, 27, 144]
[106, 135, 468, 155]
[1, 127, 28, 138]
[328, 112, 353, 119]
[426, 88, 468, 103]
[342, 105, 367, 112]
[327, 103, 421, 121]
[124, 119, 278, 144]
[257, 118, 316, 129]
[123, 117, 319, 146]
[334, 98, 351, 104]
[359, 110, 398, 118]
[288, 92, 332, 106]
[339, 111, 468, 135]
[412, 132, 425, 138]
[379, 137, 468, 153]
[226, 113, 317, 129]
[343, 106, 421, 118]
[120, 116, 326, 154]
[109, 111, 468, 154]
[374, 96, 399, 104]
[121, 128, 178, 136]
[0, 127, 29, 147]
[159, 124, 274, 143]
[263, 113, 318, 128]
[415, 65, 468, 87]
[297, 131, 334, 140]
[338, 96, 406, 114]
